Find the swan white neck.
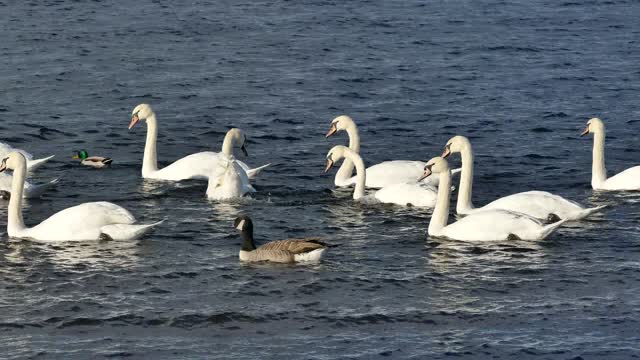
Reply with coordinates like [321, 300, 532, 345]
[142, 113, 159, 176]
[341, 148, 366, 199]
[457, 144, 475, 213]
[591, 129, 607, 188]
[429, 169, 452, 236]
[221, 132, 238, 156]
[8, 161, 27, 235]
[335, 122, 361, 184]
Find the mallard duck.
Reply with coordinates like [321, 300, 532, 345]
[73, 150, 113, 168]
[234, 215, 328, 263]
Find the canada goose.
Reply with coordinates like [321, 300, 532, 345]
[233, 215, 328, 263]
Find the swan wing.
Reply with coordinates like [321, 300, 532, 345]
[480, 191, 583, 220]
[442, 209, 550, 241]
[604, 166, 640, 190]
[151, 151, 222, 181]
[374, 182, 437, 207]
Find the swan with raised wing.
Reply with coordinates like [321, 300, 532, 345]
[129, 104, 269, 181]
[442, 135, 605, 221]
[0, 152, 162, 242]
[0, 142, 54, 172]
[580, 117, 640, 190]
[421, 156, 566, 241]
[325, 145, 437, 207]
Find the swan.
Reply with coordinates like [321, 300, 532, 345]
[234, 215, 328, 263]
[206, 156, 256, 200]
[0, 152, 162, 242]
[581, 117, 640, 190]
[420, 156, 567, 241]
[129, 104, 270, 181]
[0, 142, 54, 172]
[326, 115, 458, 188]
[442, 135, 605, 221]
[324, 145, 437, 207]
[0, 173, 59, 199]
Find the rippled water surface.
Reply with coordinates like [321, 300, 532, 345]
[1, 0, 640, 358]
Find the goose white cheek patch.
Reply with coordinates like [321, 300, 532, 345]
[236, 219, 245, 230]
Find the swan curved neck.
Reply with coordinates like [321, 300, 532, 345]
[429, 170, 451, 236]
[591, 130, 607, 188]
[457, 145, 475, 213]
[335, 122, 361, 184]
[142, 114, 159, 176]
[8, 163, 27, 235]
[221, 132, 237, 156]
[343, 149, 366, 199]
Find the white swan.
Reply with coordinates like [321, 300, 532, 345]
[325, 145, 437, 207]
[206, 156, 255, 200]
[326, 115, 459, 188]
[442, 135, 605, 221]
[129, 104, 269, 181]
[0, 142, 54, 172]
[0, 173, 59, 199]
[581, 117, 640, 190]
[421, 156, 567, 241]
[0, 152, 162, 242]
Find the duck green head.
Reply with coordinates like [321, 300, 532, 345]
[72, 150, 89, 160]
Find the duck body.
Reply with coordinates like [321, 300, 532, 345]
[74, 150, 113, 168]
[234, 216, 328, 263]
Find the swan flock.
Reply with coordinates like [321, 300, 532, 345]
[0, 107, 630, 255]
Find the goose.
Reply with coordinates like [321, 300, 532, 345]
[72, 150, 113, 168]
[581, 117, 640, 190]
[420, 156, 567, 241]
[0, 173, 59, 199]
[234, 215, 328, 263]
[0, 152, 162, 242]
[0, 142, 54, 172]
[129, 104, 270, 181]
[442, 135, 605, 221]
[324, 145, 437, 207]
[206, 156, 255, 200]
[326, 115, 459, 188]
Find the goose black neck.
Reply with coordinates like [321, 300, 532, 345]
[241, 224, 256, 251]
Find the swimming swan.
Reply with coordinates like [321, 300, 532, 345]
[0, 152, 162, 242]
[0, 142, 54, 172]
[420, 156, 567, 241]
[442, 135, 605, 221]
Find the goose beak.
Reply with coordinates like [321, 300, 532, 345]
[580, 125, 590, 137]
[241, 144, 249, 157]
[418, 168, 432, 182]
[128, 114, 140, 130]
[325, 124, 337, 138]
[441, 147, 451, 158]
[324, 159, 334, 173]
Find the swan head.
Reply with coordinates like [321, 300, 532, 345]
[129, 104, 154, 129]
[442, 135, 471, 158]
[326, 115, 355, 138]
[418, 156, 448, 182]
[0, 152, 27, 173]
[581, 117, 604, 137]
[324, 145, 350, 172]
[225, 128, 249, 156]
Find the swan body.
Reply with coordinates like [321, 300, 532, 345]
[581, 117, 640, 190]
[442, 135, 605, 221]
[0, 142, 54, 172]
[206, 157, 255, 200]
[129, 104, 269, 181]
[422, 156, 566, 242]
[326, 115, 457, 189]
[325, 145, 437, 207]
[0, 152, 161, 242]
[234, 216, 328, 263]
[0, 173, 59, 199]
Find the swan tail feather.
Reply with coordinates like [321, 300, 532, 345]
[246, 163, 271, 179]
[539, 219, 568, 240]
[569, 205, 608, 221]
[26, 155, 55, 172]
[24, 178, 60, 198]
[101, 219, 164, 241]
[451, 168, 462, 176]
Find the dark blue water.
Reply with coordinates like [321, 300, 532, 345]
[1, 0, 640, 358]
